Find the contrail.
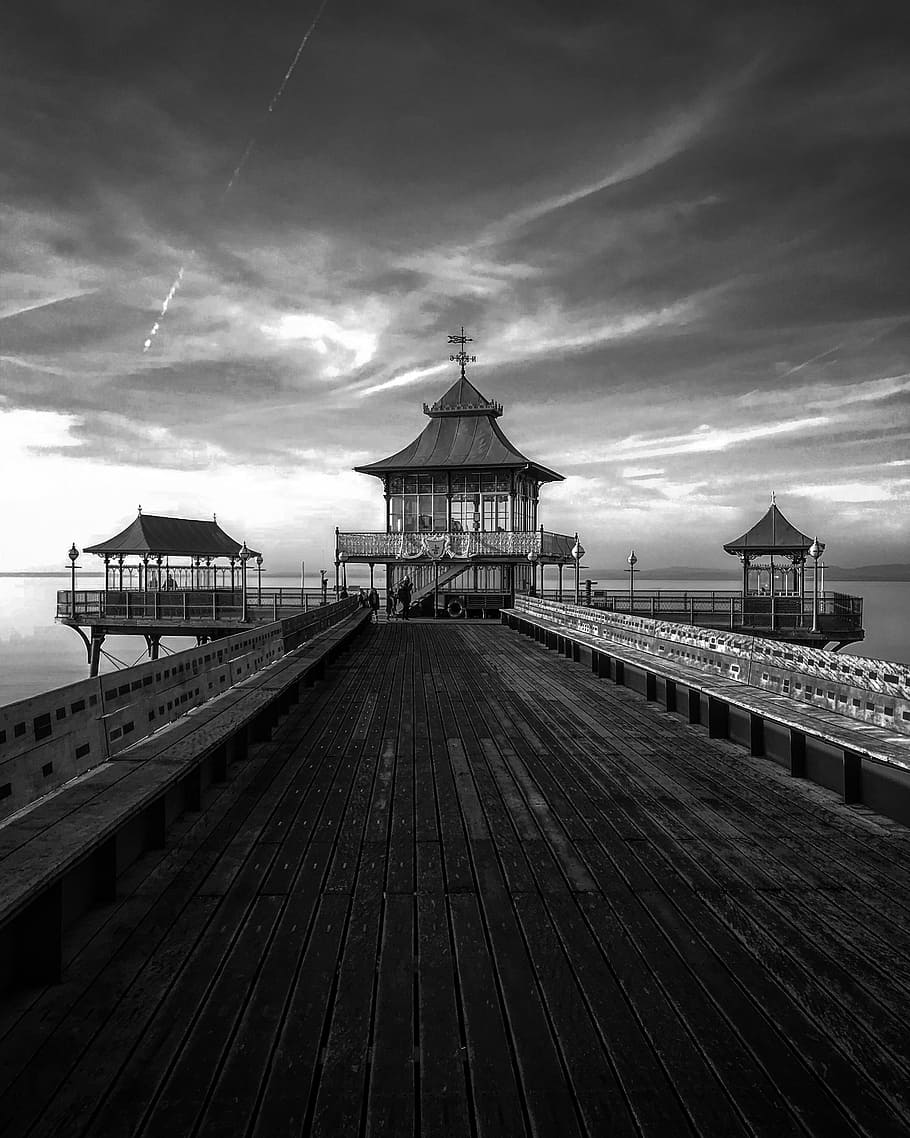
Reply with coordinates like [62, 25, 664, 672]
[779, 344, 842, 378]
[142, 0, 332, 353]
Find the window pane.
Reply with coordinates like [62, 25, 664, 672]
[418, 494, 433, 531]
[390, 497, 403, 532]
[418, 474, 432, 493]
[404, 496, 418, 531]
[404, 475, 418, 494]
[389, 476, 403, 494]
[433, 495, 447, 530]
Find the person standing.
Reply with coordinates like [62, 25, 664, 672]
[398, 576, 412, 621]
[387, 585, 398, 619]
[368, 587, 380, 622]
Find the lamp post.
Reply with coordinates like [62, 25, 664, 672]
[571, 534, 584, 605]
[809, 537, 825, 633]
[240, 541, 251, 622]
[68, 543, 79, 618]
[527, 550, 537, 596]
[627, 549, 638, 611]
[256, 552, 263, 604]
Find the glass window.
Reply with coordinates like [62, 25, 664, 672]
[433, 495, 447, 530]
[389, 476, 403, 494]
[390, 497, 403, 531]
[418, 494, 433, 531]
[404, 496, 418, 530]
[404, 475, 418, 494]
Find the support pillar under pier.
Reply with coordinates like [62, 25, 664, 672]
[89, 632, 105, 677]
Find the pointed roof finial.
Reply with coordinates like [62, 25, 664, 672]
[138, 504, 142, 515]
[770, 490, 776, 506]
[447, 326, 476, 379]
[213, 512, 217, 524]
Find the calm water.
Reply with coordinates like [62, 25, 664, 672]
[1, 573, 907, 707]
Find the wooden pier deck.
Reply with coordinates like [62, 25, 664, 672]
[3, 622, 910, 1137]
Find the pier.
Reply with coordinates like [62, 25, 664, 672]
[2, 612, 910, 1136]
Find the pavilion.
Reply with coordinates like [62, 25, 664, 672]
[340, 331, 578, 616]
[84, 512, 260, 593]
[723, 496, 816, 600]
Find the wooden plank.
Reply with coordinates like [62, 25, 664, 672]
[448, 893, 527, 1137]
[366, 894, 415, 1135]
[249, 894, 350, 1138]
[197, 850, 334, 1136]
[309, 846, 386, 1137]
[511, 891, 639, 1135]
[416, 894, 471, 1136]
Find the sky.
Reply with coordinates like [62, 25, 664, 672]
[2, 0, 909, 573]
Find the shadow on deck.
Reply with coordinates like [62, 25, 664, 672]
[2, 622, 910, 1137]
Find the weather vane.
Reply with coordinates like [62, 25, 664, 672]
[447, 327, 476, 378]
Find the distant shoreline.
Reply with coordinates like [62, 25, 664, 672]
[5, 566, 910, 583]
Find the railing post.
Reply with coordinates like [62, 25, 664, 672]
[789, 728, 806, 778]
[183, 592, 188, 621]
[749, 713, 765, 757]
[843, 751, 862, 803]
[730, 597, 735, 630]
[707, 696, 728, 739]
[212, 592, 217, 620]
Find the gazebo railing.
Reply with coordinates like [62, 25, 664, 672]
[56, 588, 329, 624]
[540, 588, 864, 632]
[337, 529, 576, 561]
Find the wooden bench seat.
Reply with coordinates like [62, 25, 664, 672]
[503, 606, 910, 821]
[0, 608, 370, 989]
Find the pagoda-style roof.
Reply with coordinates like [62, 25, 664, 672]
[85, 514, 259, 558]
[356, 374, 563, 483]
[723, 503, 813, 557]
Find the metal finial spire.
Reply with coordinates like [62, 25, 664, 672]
[770, 490, 776, 505]
[138, 504, 142, 515]
[447, 326, 477, 378]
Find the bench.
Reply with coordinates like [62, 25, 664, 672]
[503, 607, 910, 826]
[0, 608, 371, 989]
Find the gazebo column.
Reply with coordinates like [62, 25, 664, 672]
[118, 554, 124, 591]
[104, 555, 110, 592]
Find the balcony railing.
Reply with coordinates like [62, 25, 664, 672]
[336, 530, 576, 561]
[565, 588, 864, 634]
[56, 588, 328, 624]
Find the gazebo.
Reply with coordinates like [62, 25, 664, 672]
[339, 330, 578, 616]
[723, 496, 815, 600]
[84, 512, 260, 593]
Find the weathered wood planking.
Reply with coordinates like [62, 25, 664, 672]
[2, 622, 910, 1136]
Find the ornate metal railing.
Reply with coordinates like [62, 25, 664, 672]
[56, 588, 329, 624]
[337, 530, 576, 561]
[582, 589, 863, 632]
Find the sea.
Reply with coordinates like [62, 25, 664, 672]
[1, 573, 908, 707]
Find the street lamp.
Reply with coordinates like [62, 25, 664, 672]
[627, 549, 638, 611]
[571, 534, 585, 605]
[240, 541, 251, 622]
[68, 542, 79, 618]
[527, 549, 537, 596]
[809, 537, 825, 633]
[256, 552, 263, 604]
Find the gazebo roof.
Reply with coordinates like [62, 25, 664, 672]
[84, 514, 259, 558]
[355, 374, 563, 483]
[723, 503, 814, 557]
